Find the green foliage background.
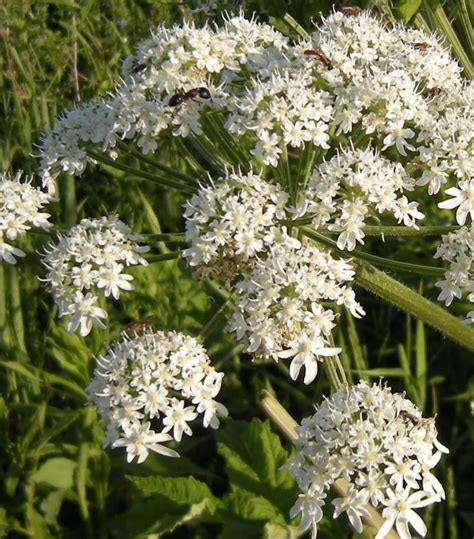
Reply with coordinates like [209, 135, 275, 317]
[0, 0, 473, 537]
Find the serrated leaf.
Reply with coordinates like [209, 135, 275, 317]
[216, 419, 297, 515]
[127, 475, 216, 510]
[111, 476, 216, 538]
[392, 0, 422, 21]
[217, 488, 286, 539]
[31, 458, 76, 489]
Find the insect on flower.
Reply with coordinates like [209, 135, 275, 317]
[336, 4, 364, 16]
[124, 317, 155, 336]
[304, 48, 333, 69]
[168, 87, 211, 107]
[413, 42, 430, 51]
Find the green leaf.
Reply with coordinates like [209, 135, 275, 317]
[216, 419, 297, 516]
[392, 0, 422, 21]
[31, 458, 76, 489]
[127, 475, 216, 509]
[111, 476, 216, 538]
[217, 488, 287, 539]
[263, 522, 300, 539]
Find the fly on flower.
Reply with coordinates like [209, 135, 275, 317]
[124, 317, 155, 336]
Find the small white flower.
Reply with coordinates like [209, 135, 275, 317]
[438, 180, 474, 225]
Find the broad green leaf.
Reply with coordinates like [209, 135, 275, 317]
[31, 457, 76, 489]
[216, 419, 297, 515]
[217, 488, 286, 539]
[127, 475, 216, 510]
[392, 0, 422, 21]
[111, 476, 216, 538]
[263, 522, 300, 539]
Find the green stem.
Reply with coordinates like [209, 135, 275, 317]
[282, 14, 310, 40]
[199, 296, 233, 342]
[146, 251, 182, 263]
[347, 225, 459, 237]
[86, 150, 194, 193]
[0, 265, 11, 349]
[60, 175, 77, 227]
[115, 140, 198, 184]
[416, 2, 474, 78]
[301, 227, 445, 277]
[355, 262, 474, 352]
[184, 136, 228, 175]
[7, 264, 26, 355]
[277, 144, 292, 199]
[138, 232, 187, 243]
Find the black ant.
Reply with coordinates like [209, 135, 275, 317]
[168, 87, 211, 107]
[304, 48, 333, 69]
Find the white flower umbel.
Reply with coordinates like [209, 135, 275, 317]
[0, 171, 52, 264]
[41, 215, 149, 336]
[229, 237, 363, 384]
[434, 224, 474, 322]
[298, 147, 423, 251]
[183, 169, 290, 279]
[87, 330, 228, 463]
[287, 380, 448, 538]
[37, 15, 290, 193]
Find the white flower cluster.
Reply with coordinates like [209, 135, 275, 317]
[225, 69, 334, 166]
[41, 216, 149, 336]
[434, 224, 474, 322]
[288, 380, 448, 539]
[0, 171, 52, 264]
[88, 330, 228, 463]
[38, 15, 290, 193]
[304, 11, 462, 147]
[228, 237, 364, 384]
[298, 146, 424, 251]
[183, 169, 289, 279]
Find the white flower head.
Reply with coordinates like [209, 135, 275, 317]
[229, 237, 361, 384]
[434, 224, 474, 321]
[88, 330, 228, 463]
[288, 380, 448, 538]
[41, 215, 149, 336]
[183, 168, 290, 279]
[0, 171, 53, 264]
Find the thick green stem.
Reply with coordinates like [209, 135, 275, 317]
[355, 262, 474, 352]
[259, 390, 399, 539]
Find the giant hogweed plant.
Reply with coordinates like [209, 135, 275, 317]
[2, 6, 474, 538]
